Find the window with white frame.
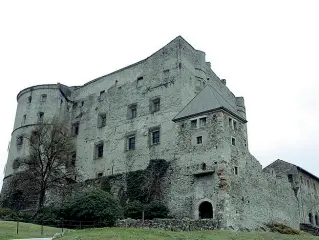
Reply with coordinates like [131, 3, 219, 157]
[199, 117, 206, 127]
[127, 135, 136, 150]
[150, 127, 160, 145]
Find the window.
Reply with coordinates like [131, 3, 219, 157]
[137, 76, 143, 87]
[81, 101, 84, 107]
[40, 94, 47, 102]
[231, 137, 236, 146]
[128, 104, 137, 119]
[234, 166, 238, 175]
[150, 98, 160, 113]
[38, 112, 44, 123]
[28, 96, 32, 103]
[72, 122, 80, 136]
[95, 142, 104, 159]
[98, 113, 107, 128]
[191, 119, 197, 129]
[163, 69, 170, 80]
[12, 158, 21, 170]
[71, 152, 76, 166]
[300, 176, 303, 184]
[22, 115, 26, 125]
[97, 172, 103, 178]
[309, 213, 313, 224]
[72, 102, 77, 109]
[288, 174, 293, 183]
[233, 121, 237, 130]
[229, 118, 232, 128]
[197, 136, 203, 144]
[99, 90, 106, 101]
[315, 215, 319, 225]
[307, 180, 310, 188]
[17, 136, 23, 147]
[199, 117, 206, 127]
[201, 163, 206, 170]
[150, 128, 160, 145]
[127, 135, 136, 150]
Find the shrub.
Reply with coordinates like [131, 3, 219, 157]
[0, 207, 17, 220]
[125, 201, 144, 219]
[266, 222, 300, 235]
[61, 189, 123, 226]
[144, 201, 169, 219]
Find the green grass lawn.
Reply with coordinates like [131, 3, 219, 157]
[60, 227, 319, 240]
[0, 220, 61, 240]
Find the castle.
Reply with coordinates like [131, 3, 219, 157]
[1, 36, 319, 230]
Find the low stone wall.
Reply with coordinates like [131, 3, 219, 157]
[115, 218, 218, 231]
[300, 223, 319, 236]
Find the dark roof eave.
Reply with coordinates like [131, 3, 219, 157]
[172, 107, 247, 123]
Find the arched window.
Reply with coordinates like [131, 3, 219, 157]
[38, 112, 44, 123]
[309, 213, 313, 224]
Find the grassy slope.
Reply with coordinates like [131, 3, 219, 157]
[0, 220, 61, 240]
[60, 227, 319, 240]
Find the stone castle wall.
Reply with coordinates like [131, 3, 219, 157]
[1, 36, 316, 230]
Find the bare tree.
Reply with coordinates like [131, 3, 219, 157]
[20, 119, 78, 209]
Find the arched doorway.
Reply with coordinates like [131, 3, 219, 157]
[199, 201, 213, 219]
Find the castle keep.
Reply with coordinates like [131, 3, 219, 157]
[1, 36, 319, 230]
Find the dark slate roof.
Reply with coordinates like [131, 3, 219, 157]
[173, 85, 247, 123]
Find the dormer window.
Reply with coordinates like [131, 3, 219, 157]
[199, 117, 206, 127]
[191, 119, 197, 129]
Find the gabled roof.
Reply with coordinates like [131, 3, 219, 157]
[173, 85, 247, 123]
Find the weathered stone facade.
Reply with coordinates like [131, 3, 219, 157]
[1, 36, 318, 230]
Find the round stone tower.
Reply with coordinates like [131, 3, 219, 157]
[1, 84, 69, 207]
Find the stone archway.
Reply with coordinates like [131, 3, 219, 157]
[199, 201, 213, 219]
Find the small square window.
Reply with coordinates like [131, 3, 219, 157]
[191, 119, 197, 129]
[151, 130, 160, 145]
[72, 122, 80, 136]
[200, 117, 206, 127]
[40, 94, 47, 102]
[128, 104, 137, 119]
[197, 136, 203, 144]
[288, 174, 293, 183]
[231, 137, 236, 146]
[98, 113, 107, 128]
[150, 98, 160, 113]
[128, 136, 136, 150]
[95, 142, 104, 159]
[17, 136, 23, 147]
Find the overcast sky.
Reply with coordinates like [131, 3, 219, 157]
[0, 0, 318, 189]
